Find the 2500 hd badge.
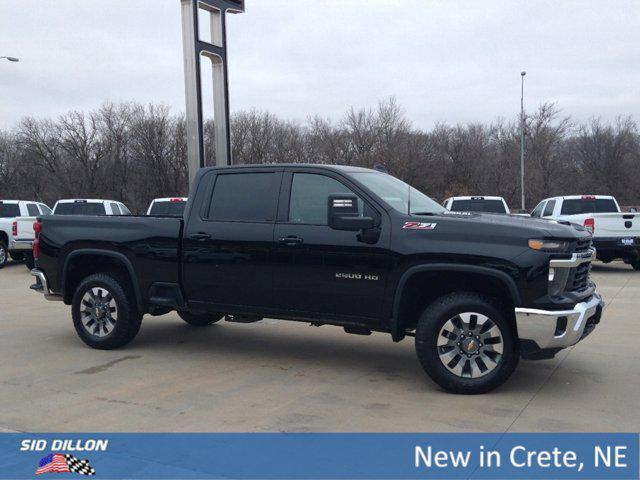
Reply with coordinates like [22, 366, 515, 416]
[30, 164, 604, 394]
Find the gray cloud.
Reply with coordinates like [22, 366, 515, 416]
[1, 0, 639, 129]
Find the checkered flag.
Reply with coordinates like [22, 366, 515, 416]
[64, 454, 96, 476]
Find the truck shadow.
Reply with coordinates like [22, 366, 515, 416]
[124, 318, 564, 395]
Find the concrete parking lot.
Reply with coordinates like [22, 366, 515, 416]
[1, 261, 639, 433]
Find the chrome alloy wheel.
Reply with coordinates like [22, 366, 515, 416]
[437, 312, 504, 378]
[0, 245, 6, 264]
[80, 287, 118, 338]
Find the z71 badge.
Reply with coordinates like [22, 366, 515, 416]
[403, 222, 437, 230]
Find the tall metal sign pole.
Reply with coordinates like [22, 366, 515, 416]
[180, 0, 244, 187]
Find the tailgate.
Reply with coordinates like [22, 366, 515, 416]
[16, 217, 36, 240]
[591, 213, 640, 237]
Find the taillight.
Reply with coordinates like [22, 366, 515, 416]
[33, 220, 42, 259]
[584, 218, 595, 235]
[11, 221, 17, 236]
[170, 198, 182, 202]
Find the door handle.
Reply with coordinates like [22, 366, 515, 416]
[278, 235, 304, 246]
[188, 232, 212, 241]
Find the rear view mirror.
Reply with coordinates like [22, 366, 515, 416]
[327, 194, 375, 231]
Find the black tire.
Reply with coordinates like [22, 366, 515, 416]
[0, 241, 7, 269]
[631, 258, 640, 271]
[415, 292, 519, 394]
[72, 273, 142, 349]
[178, 311, 223, 326]
[24, 254, 35, 270]
[10, 252, 25, 262]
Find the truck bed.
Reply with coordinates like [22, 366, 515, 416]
[36, 215, 183, 305]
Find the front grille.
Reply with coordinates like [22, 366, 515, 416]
[575, 238, 592, 252]
[566, 262, 591, 293]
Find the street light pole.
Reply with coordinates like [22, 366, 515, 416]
[520, 71, 526, 212]
[0, 56, 20, 62]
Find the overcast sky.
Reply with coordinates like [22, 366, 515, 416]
[1, 0, 639, 130]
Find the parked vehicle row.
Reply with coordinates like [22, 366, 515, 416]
[0, 197, 186, 268]
[29, 164, 604, 394]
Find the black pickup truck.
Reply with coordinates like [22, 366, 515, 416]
[30, 164, 604, 394]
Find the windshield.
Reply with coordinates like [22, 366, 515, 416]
[450, 199, 507, 214]
[350, 172, 445, 215]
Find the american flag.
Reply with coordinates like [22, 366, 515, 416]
[36, 453, 96, 476]
[36, 454, 70, 475]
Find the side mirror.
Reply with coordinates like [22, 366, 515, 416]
[328, 194, 375, 231]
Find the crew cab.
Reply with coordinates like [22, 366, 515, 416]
[532, 195, 640, 269]
[443, 196, 510, 214]
[29, 165, 604, 394]
[146, 197, 188, 217]
[52, 199, 132, 216]
[0, 200, 52, 268]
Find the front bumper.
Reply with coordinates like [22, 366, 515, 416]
[30, 269, 62, 301]
[515, 293, 604, 360]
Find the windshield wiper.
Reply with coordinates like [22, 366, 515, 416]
[410, 211, 437, 216]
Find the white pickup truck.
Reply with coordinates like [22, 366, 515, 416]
[531, 195, 640, 270]
[0, 200, 52, 268]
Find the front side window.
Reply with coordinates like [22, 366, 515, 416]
[109, 202, 122, 215]
[543, 200, 556, 217]
[531, 202, 546, 218]
[26, 203, 39, 216]
[288, 173, 363, 225]
[39, 204, 52, 215]
[208, 173, 278, 222]
[349, 171, 444, 215]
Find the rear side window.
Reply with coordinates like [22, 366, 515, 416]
[450, 199, 506, 214]
[54, 202, 107, 216]
[149, 201, 186, 217]
[208, 173, 279, 222]
[560, 198, 618, 215]
[543, 200, 556, 217]
[0, 203, 20, 218]
[26, 203, 39, 216]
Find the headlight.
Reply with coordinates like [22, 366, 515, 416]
[528, 239, 569, 252]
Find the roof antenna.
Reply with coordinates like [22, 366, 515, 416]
[407, 183, 411, 216]
[373, 164, 388, 174]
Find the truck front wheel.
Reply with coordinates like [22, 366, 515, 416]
[415, 292, 519, 394]
[178, 311, 223, 326]
[71, 273, 142, 349]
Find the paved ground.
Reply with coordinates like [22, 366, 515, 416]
[1, 260, 638, 433]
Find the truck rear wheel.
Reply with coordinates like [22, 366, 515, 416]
[71, 273, 142, 349]
[0, 241, 7, 268]
[178, 311, 223, 326]
[415, 292, 518, 394]
[630, 258, 640, 270]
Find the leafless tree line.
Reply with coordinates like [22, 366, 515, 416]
[1, 98, 638, 213]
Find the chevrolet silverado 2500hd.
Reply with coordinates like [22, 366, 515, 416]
[29, 165, 604, 394]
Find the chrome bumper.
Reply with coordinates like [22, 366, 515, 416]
[30, 269, 62, 301]
[9, 239, 33, 251]
[515, 293, 604, 350]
